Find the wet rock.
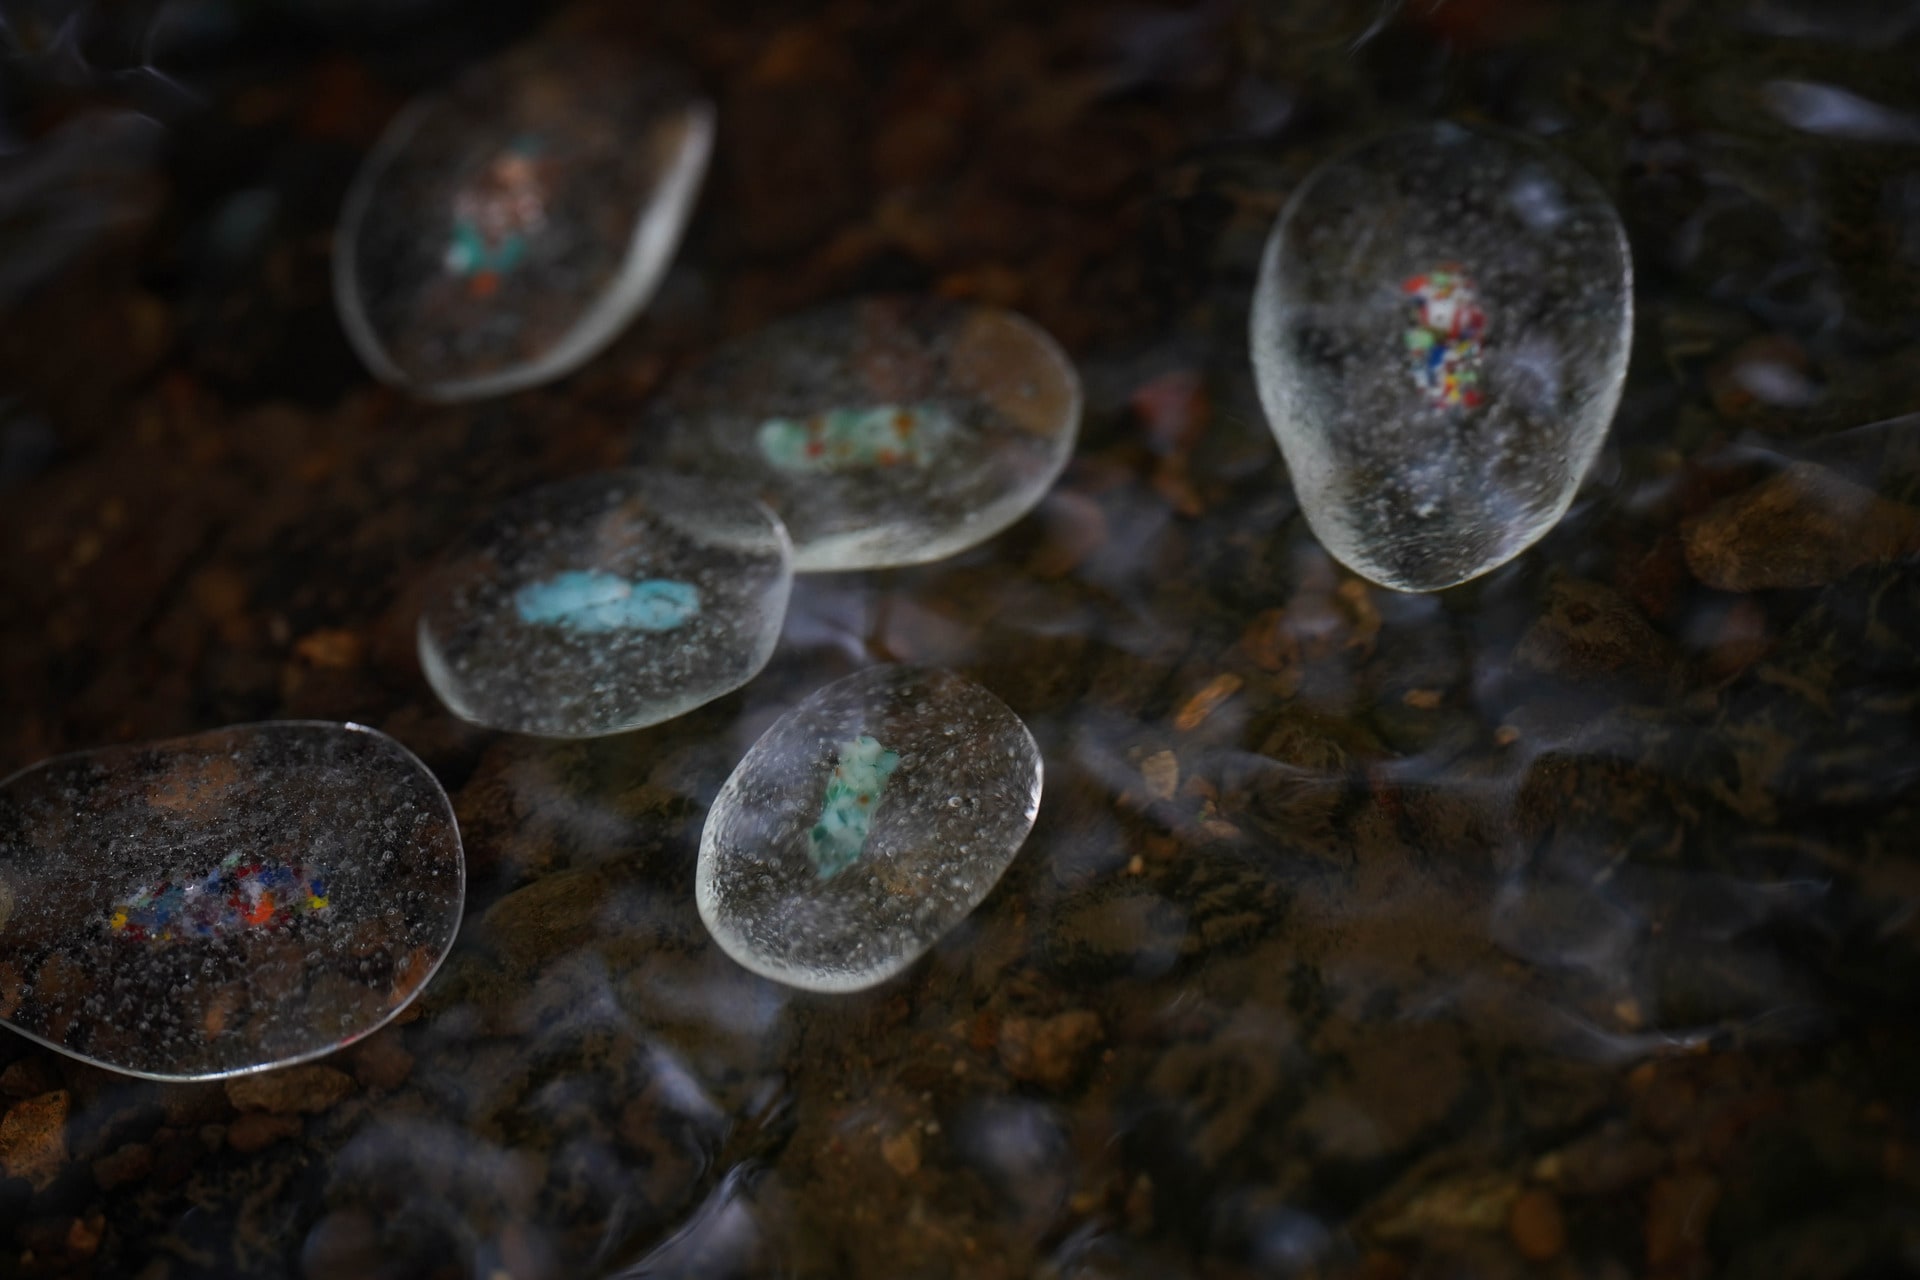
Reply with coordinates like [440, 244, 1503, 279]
[92, 1140, 155, 1190]
[879, 1125, 922, 1177]
[0, 1090, 69, 1189]
[0, 1056, 59, 1098]
[1139, 1027, 1292, 1172]
[1682, 462, 1920, 591]
[952, 1095, 1074, 1226]
[1490, 881, 1638, 974]
[1640, 936, 1816, 1031]
[225, 1064, 355, 1115]
[1646, 1170, 1720, 1273]
[1506, 1187, 1566, 1262]
[477, 869, 610, 972]
[159, 1082, 229, 1127]
[300, 1207, 384, 1280]
[1512, 578, 1675, 689]
[1295, 1024, 1472, 1165]
[1370, 1169, 1521, 1240]
[349, 1034, 415, 1094]
[996, 1011, 1104, 1090]
[227, 1110, 304, 1153]
[17, 1211, 106, 1270]
[1043, 889, 1187, 979]
[1534, 1122, 1667, 1196]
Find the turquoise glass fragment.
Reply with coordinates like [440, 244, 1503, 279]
[807, 734, 901, 879]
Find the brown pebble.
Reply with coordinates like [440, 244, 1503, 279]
[226, 1063, 355, 1115]
[1512, 578, 1673, 686]
[880, 1126, 922, 1177]
[1646, 1170, 1720, 1273]
[1241, 607, 1301, 678]
[291, 628, 366, 669]
[1140, 749, 1180, 802]
[18, 1212, 104, 1266]
[93, 1141, 155, 1190]
[0, 1090, 70, 1189]
[1174, 673, 1243, 732]
[1681, 461, 1920, 591]
[301, 1207, 383, 1279]
[66, 1211, 105, 1260]
[1634, 1070, 1699, 1138]
[227, 1110, 303, 1153]
[1507, 1188, 1567, 1262]
[1538, 1123, 1667, 1197]
[1026, 490, 1107, 580]
[149, 1130, 199, 1188]
[996, 1010, 1103, 1090]
[159, 1081, 230, 1127]
[349, 1033, 415, 1093]
[0, 1056, 59, 1098]
[187, 565, 249, 623]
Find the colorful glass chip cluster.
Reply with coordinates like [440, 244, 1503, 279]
[1401, 265, 1488, 410]
[443, 138, 551, 297]
[757, 404, 956, 474]
[108, 851, 330, 943]
[1251, 122, 1632, 591]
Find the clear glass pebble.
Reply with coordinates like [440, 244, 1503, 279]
[333, 37, 713, 401]
[696, 665, 1042, 992]
[0, 722, 463, 1081]
[418, 469, 793, 738]
[1250, 122, 1633, 592]
[644, 296, 1082, 571]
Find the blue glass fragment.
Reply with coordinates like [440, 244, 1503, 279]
[514, 570, 700, 633]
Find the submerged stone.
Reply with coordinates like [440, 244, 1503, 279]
[644, 297, 1082, 571]
[697, 666, 1043, 992]
[0, 722, 463, 1081]
[333, 37, 712, 400]
[418, 469, 792, 738]
[1251, 123, 1633, 592]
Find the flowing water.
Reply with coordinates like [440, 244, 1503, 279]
[1, 0, 1917, 1276]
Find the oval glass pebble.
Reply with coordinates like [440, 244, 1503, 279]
[419, 469, 793, 738]
[1250, 122, 1633, 592]
[644, 296, 1082, 571]
[0, 722, 463, 1081]
[697, 666, 1042, 992]
[334, 37, 713, 400]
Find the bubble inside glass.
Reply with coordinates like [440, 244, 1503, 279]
[0, 722, 464, 1081]
[644, 297, 1083, 572]
[418, 469, 794, 739]
[1250, 122, 1633, 592]
[697, 665, 1043, 993]
[333, 37, 713, 401]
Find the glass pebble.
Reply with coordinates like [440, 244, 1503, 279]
[0, 722, 463, 1081]
[418, 469, 793, 738]
[697, 665, 1042, 992]
[1250, 123, 1633, 592]
[643, 296, 1082, 571]
[333, 37, 712, 400]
